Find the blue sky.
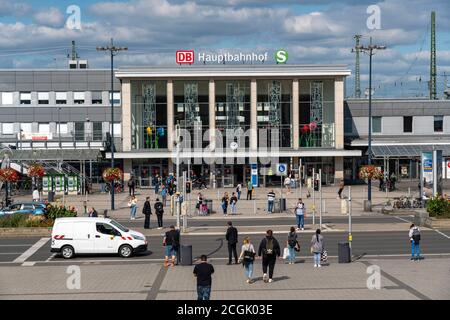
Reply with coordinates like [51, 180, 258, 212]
[0, 0, 449, 98]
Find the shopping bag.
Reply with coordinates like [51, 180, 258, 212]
[283, 247, 289, 260]
[321, 250, 328, 262]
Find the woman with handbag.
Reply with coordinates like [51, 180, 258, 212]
[238, 237, 256, 284]
[286, 227, 299, 264]
[310, 229, 324, 268]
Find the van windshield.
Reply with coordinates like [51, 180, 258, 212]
[109, 219, 129, 232]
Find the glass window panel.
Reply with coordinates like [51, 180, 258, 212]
[1, 92, 13, 105]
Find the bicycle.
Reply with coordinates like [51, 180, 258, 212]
[105, 182, 123, 193]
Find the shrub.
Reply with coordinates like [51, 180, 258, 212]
[0, 214, 27, 227]
[0, 214, 55, 228]
[426, 195, 450, 218]
[44, 204, 77, 220]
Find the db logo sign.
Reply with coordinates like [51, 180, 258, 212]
[176, 50, 194, 64]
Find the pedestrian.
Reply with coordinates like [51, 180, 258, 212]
[409, 224, 422, 261]
[154, 174, 160, 195]
[201, 199, 209, 216]
[236, 183, 242, 200]
[128, 176, 135, 196]
[88, 207, 98, 217]
[294, 198, 306, 231]
[286, 226, 299, 264]
[193, 255, 215, 300]
[161, 185, 168, 207]
[284, 176, 291, 193]
[267, 189, 275, 214]
[154, 198, 164, 229]
[379, 176, 384, 191]
[225, 221, 238, 265]
[142, 196, 152, 229]
[163, 225, 180, 267]
[32, 188, 40, 202]
[128, 196, 138, 220]
[311, 229, 324, 268]
[246, 180, 253, 200]
[230, 192, 238, 215]
[196, 192, 203, 215]
[238, 237, 256, 284]
[221, 192, 229, 215]
[258, 229, 281, 283]
[338, 179, 344, 199]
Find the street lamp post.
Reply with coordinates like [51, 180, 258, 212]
[97, 38, 127, 211]
[58, 107, 62, 149]
[356, 37, 386, 207]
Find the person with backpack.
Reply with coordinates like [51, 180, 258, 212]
[230, 192, 238, 215]
[238, 237, 256, 284]
[226, 221, 238, 265]
[287, 227, 299, 264]
[409, 224, 422, 261]
[142, 196, 152, 229]
[311, 229, 324, 268]
[127, 177, 135, 196]
[196, 193, 203, 215]
[295, 198, 306, 231]
[267, 189, 276, 214]
[161, 185, 168, 207]
[163, 225, 180, 267]
[221, 192, 229, 215]
[154, 198, 164, 229]
[258, 229, 281, 283]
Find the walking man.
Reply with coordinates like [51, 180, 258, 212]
[154, 198, 164, 229]
[142, 196, 152, 229]
[193, 255, 215, 300]
[295, 198, 306, 231]
[267, 189, 275, 214]
[226, 221, 238, 265]
[338, 179, 344, 199]
[230, 192, 238, 215]
[128, 176, 135, 197]
[163, 225, 180, 267]
[258, 229, 281, 283]
[161, 185, 167, 207]
[154, 174, 160, 195]
[409, 224, 422, 261]
[246, 180, 253, 200]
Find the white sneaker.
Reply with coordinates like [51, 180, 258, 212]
[318, 264, 322, 268]
[262, 273, 268, 282]
[296, 228, 300, 231]
[246, 279, 250, 284]
[314, 264, 317, 268]
[301, 228, 304, 231]
[268, 279, 273, 283]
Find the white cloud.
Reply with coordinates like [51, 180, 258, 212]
[33, 7, 64, 27]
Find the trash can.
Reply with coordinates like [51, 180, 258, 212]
[204, 199, 213, 214]
[279, 198, 286, 212]
[180, 245, 192, 266]
[338, 242, 351, 263]
[48, 191, 55, 202]
[341, 199, 348, 215]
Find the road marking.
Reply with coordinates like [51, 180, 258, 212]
[394, 216, 413, 223]
[46, 253, 57, 262]
[0, 244, 36, 247]
[21, 262, 35, 267]
[12, 237, 50, 264]
[0, 252, 24, 255]
[435, 230, 450, 239]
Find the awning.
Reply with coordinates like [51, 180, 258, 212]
[1, 149, 102, 161]
[371, 145, 450, 158]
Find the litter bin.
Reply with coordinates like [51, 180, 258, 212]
[180, 245, 192, 266]
[48, 191, 55, 202]
[204, 199, 213, 214]
[338, 242, 351, 263]
[279, 198, 286, 212]
[341, 199, 348, 215]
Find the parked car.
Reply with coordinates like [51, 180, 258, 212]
[51, 217, 148, 259]
[0, 202, 47, 216]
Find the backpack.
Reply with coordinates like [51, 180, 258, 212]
[264, 238, 274, 255]
[288, 233, 297, 248]
[243, 250, 255, 263]
[412, 228, 421, 243]
[128, 180, 133, 187]
[155, 202, 163, 213]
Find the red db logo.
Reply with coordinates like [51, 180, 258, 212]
[176, 50, 194, 64]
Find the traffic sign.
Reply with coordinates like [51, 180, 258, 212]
[276, 163, 287, 175]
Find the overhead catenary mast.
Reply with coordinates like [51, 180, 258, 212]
[430, 11, 437, 100]
[352, 35, 362, 98]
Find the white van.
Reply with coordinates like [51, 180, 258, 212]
[51, 217, 148, 259]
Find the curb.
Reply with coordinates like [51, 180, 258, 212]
[0, 228, 52, 237]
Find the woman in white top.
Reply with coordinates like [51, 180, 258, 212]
[238, 237, 256, 284]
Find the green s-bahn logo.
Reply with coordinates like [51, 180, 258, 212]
[275, 49, 288, 64]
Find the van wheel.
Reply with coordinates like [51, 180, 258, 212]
[119, 245, 133, 258]
[61, 245, 75, 259]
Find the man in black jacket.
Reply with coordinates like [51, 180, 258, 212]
[154, 198, 164, 229]
[225, 221, 238, 265]
[142, 197, 152, 229]
[258, 229, 281, 283]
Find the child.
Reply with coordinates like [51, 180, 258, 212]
[201, 200, 209, 216]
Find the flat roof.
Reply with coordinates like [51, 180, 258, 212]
[116, 65, 351, 78]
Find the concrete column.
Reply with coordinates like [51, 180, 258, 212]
[335, 156, 344, 182]
[121, 80, 132, 152]
[292, 79, 299, 149]
[209, 79, 215, 150]
[334, 77, 344, 149]
[123, 159, 132, 182]
[167, 80, 174, 151]
[250, 79, 257, 151]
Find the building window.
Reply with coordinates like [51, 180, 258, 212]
[20, 92, 31, 105]
[92, 91, 103, 104]
[56, 123, 68, 134]
[20, 123, 32, 133]
[74, 92, 85, 104]
[93, 122, 103, 141]
[110, 123, 121, 137]
[403, 116, 413, 133]
[344, 118, 353, 134]
[109, 92, 121, 105]
[56, 92, 67, 104]
[434, 115, 443, 132]
[2, 123, 14, 134]
[38, 123, 50, 134]
[38, 92, 49, 104]
[74, 122, 85, 141]
[1, 92, 13, 105]
[372, 116, 382, 133]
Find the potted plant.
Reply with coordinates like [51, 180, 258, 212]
[359, 165, 383, 211]
[27, 163, 45, 191]
[102, 167, 123, 192]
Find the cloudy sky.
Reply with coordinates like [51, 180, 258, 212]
[0, 0, 449, 98]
